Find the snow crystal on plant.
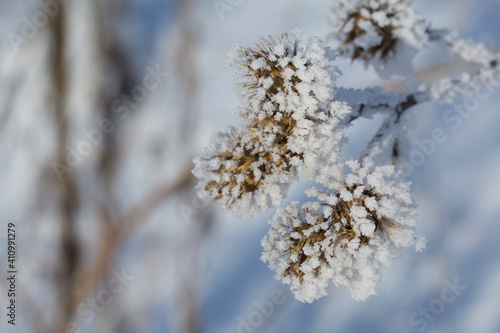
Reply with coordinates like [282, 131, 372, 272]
[331, 0, 428, 79]
[193, 126, 299, 216]
[194, 31, 354, 215]
[261, 159, 426, 302]
[227, 32, 351, 179]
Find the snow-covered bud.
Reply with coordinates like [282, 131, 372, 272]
[227, 30, 345, 124]
[261, 159, 426, 303]
[228, 32, 302, 111]
[228, 31, 351, 180]
[331, 0, 427, 75]
[193, 126, 301, 216]
[194, 31, 353, 215]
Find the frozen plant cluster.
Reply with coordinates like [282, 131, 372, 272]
[194, 0, 500, 303]
[193, 31, 350, 215]
[261, 159, 426, 302]
[330, 0, 428, 77]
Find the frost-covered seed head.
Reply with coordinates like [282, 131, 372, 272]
[227, 31, 352, 180]
[237, 35, 301, 98]
[194, 31, 352, 215]
[261, 159, 426, 303]
[193, 126, 300, 215]
[331, 0, 427, 64]
[276, 207, 328, 281]
[227, 30, 346, 125]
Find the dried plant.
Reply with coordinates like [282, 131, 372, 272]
[261, 160, 426, 302]
[194, 31, 349, 215]
[200, 126, 300, 212]
[194, 0, 500, 303]
[330, 0, 428, 77]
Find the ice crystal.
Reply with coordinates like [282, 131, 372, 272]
[331, 0, 427, 77]
[194, 32, 350, 215]
[261, 159, 426, 302]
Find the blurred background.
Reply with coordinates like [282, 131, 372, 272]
[0, 0, 499, 332]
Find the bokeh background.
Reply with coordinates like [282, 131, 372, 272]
[0, 0, 500, 332]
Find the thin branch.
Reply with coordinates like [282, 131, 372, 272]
[65, 163, 194, 323]
[48, 6, 83, 331]
[121, 163, 195, 237]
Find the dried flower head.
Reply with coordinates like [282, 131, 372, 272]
[331, 0, 427, 72]
[194, 31, 351, 215]
[227, 32, 350, 176]
[261, 159, 426, 302]
[193, 126, 301, 215]
[233, 33, 301, 101]
[227, 30, 338, 119]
